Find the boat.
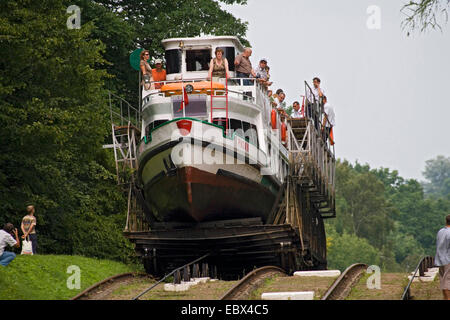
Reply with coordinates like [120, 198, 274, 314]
[136, 36, 290, 224]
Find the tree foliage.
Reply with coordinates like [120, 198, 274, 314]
[326, 225, 381, 271]
[422, 155, 450, 198]
[0, 0, 131, 262]
[402, 0, 450, 34]
[327, 158, 450, 272]
[80, 0, 249, 102]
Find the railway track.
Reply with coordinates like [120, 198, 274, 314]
[71, 272, 149, 300]
[220, 266, 287, 300]
[401, 256, 435, 300]
[132, 253, 212, 300]
[321, 263, 368, 300]
[72, 262, 368, 300]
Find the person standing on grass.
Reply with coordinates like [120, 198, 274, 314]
[0, 223, 20, 266]
[21, 205, 37, 254]
[435, 214, 450, 300]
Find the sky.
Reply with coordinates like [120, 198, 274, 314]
[222, 0, 450, 181]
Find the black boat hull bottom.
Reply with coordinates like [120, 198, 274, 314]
[125, 219, 327, 280]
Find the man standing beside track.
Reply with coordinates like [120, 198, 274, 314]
[435, 214, 450, 300]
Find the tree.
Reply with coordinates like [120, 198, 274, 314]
[0, 0, 133, 262]
[402, 0, 450, 34]
[422, 155, 450, 198]
[85, 0, 250, 103]
[326, 225, 381, 271]
[331, 160, 396, 249]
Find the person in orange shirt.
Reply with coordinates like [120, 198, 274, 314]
[151, 59, 167, 89]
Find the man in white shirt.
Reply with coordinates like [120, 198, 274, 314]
[323, 96, 335, 144]
[291, 101, 303, 119]
[276, 92, 288, 117]
[323, 96, 335, 127]
[0, 223, 20, 267]
[306, 77, 326, 131]
[306, 77, 326, 104]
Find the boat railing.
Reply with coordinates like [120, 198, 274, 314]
[142, 77, 260, 106]
[109, 91, 141, 129]
[304, 81, 335, 150]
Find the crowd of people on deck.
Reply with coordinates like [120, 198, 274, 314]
[139, 47, 335, 145]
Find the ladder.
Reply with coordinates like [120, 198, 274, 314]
[210, 74, 229, 132]
[107, 92, 150, 232]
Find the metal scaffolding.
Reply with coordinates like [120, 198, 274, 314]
[108, 92, 149, 232]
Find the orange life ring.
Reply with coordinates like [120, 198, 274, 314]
[271, 109, 277, 130]
[281, 122, 287, 142]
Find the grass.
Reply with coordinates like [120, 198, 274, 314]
[108, 279, 237, 300]
[0, 254, 140, 300]
[346, 273, 410, 300]
[410, 274, 443, 300]
[248, 275, 337, 300]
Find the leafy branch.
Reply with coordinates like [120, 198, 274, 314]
[401, 0, 450, 35]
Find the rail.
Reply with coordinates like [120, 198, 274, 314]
[109, 91, 140, 129]
[71, 272, 147, 300]
[321, 263, 367, 300]
[304, 81, 335, 151]
[287, 118, 336, 218]
[142, 77, 260, 105]
[401, 256, 435, 300]
[132, 252, 211, 300]
[220, 266, 286, 300]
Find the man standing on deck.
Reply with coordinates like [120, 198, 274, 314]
[323, 96, 335, 144]
[435, 214, 450, 300]
[306, 77, 326, 130]
[21, 205, 37, 254]
[151, 59, 166, 90]
[291, 101, 302, 119]
[276, 92, 288, 118]
[235, 48, 256, 85]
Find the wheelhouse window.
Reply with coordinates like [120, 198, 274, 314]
[165, 49, 182, 74]
[217, 47, 236, 72]
[186, 49, 211, 72]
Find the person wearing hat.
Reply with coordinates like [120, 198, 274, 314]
[151, 58, 167, 90]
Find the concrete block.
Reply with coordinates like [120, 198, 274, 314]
[164, 277, 211, 292]
[192, 277, 210, 284]
[164, 283, 191, 292]
[419, 276, 435, 282]
[261, 291, 315, 300]
[408, 275, 419, 282]
[294, 270, 341, 277]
